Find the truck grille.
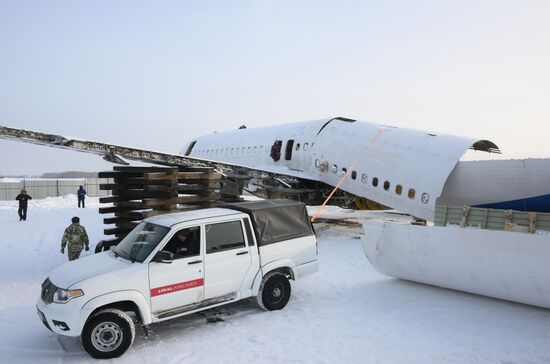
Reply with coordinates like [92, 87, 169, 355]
[41, 278, 57, 304]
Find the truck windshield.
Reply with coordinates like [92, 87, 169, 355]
[113, 222, 170, 263]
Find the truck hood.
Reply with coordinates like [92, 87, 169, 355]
[48, 251, 133, 288]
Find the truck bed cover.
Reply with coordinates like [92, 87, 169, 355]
[223, 199, 315, 246]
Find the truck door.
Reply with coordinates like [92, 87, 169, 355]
[148, 226, 205, 315]
[204, 220, 252, 300]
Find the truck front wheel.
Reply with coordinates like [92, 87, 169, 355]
[257, 272, 291, 311]
[81, 308, 135, 359]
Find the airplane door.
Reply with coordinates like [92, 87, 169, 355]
[148, 226, 205, 314]
[284, 125, 312, 171]
[204, 220, 252, 300]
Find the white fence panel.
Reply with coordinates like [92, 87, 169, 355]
[0, 178, 112, 200]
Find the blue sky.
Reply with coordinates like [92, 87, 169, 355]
[1, 0, 549, 175]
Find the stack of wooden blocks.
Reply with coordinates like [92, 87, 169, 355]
[96, 166, 242, 252]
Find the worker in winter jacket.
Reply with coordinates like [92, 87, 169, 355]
[15, 189, 32, 221]
[77, 185, 86, 208]
[61, 216, 89, 261]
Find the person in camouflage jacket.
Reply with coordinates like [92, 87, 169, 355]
[61, 216, 90, 261]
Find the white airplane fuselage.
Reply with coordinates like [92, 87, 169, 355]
[183, 118, 550, 220]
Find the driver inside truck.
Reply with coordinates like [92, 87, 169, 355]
[164, 227, 200, 259]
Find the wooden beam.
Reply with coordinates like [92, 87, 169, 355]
[143, 171, 179, 181]
[104, 226, 135, 235]
[142, 195, 217, 207]
[99, 206, 137, 214]
[99, 196, 119, 204]
[115, 190, 179, 199]
[113, 201, 148, 209]
[98, 171, 142, 178]
[144, 184, 179, 192]
[113, 166, 177, 173]
[178, 166, 215, 172]
[124, 177, 178, 186]
[103, 216, 143, 224]
[115, 211, 151, 220]
[177, 184, 220, 190]
[176, 172, 223, 180]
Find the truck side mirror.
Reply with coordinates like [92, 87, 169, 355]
[153, 250, 174, 264]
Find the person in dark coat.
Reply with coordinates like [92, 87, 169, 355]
[15, 189, 32, 221]
[77, 185, 86, 208]
[164, 228, 201, 259]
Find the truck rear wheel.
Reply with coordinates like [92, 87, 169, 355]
[257, 272, 291, 311]
[81, 308, 135, 359]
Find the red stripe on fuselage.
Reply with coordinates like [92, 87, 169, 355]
[151, 278, 204, 297]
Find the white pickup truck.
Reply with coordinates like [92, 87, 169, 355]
[36, 199, 318, 359]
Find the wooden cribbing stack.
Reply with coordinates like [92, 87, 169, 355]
[96, 166, 242, 252]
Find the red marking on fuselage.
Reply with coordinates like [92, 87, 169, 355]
[151, 278, 204, 297]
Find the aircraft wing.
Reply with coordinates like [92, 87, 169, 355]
[0, 124, 207, 167]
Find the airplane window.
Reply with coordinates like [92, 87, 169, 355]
[396, 185, 403, 195]
[408, 189, 416, 199]
[372, 178, 379, 187]
[315, 159, 321, 168]
[247, 147, 251, 154]
[295, 143, 300, 151]
[259, 146, 264, 153]
[361, 174, 368, 184]
[303, 143, 308, 151]
[230, 148, 234, 155]
[241, 147, 245, 154]
[384, 181, 391, 191]
[342, 167, 347, 174]
[331, 164, 338, 174]
[351, 171, 357, 180]
[253, 146, 257, 153]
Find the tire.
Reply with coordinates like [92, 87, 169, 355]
[257, 272, 291, 311]
[81, 308, 135, 359]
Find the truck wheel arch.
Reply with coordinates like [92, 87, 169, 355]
[252, 260, 296, 295]
[82, 291, 152, 326]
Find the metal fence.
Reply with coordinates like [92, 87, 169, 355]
[0, 178, 113, 200]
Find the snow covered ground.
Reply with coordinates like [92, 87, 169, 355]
[1, 197, 550, 363]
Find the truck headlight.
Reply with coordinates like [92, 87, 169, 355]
[53, 288, 84, 304]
